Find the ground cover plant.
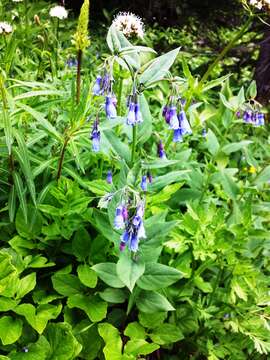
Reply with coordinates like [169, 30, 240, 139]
[0, 0, 270, 359]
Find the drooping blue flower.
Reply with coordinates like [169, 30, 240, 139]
[120, 229, 130, 251]
[178, 110, 192, 135]
[137, 221, 146, 239]
[173, 128, 183, 143]
[140, 175, 147, 192]
[202, 128, 207, 137]
[90, 120, 100, 152]
[157, 141, 166, 159]
[105, 95, 117, 119]
[122, 206, 129, 221]
[168, 106, 180, 130]
[254, 112, 265, 126]
[93, 75, 102, 96]
[127, 102, 136, 125]
[106, 170, 113, 184]
[135, 102, 143, 123]
[147, 171, 153, 184]
[129, 232, 139, 252]
[114, 206, 125, 230]
[101, 73, 110, 95]
[243, 110, 252, 123]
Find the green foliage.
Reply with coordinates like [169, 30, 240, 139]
[0, 0, 269, 359]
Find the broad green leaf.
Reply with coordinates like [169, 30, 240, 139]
[222, 141, 252, 154]
[137, 94, 152, 145]
[14, 89, 64, 100]
[136, 291, 175, 313]
[149, 324, 184, 345]
[103, 130, 131, 163]
[124, 339, 159, 356]
[149, 171, 189, 192]
[205, 129, 220, 156]
[77, 264, 97, 288]
[99, 288, 126, 303]
[15, 205, 43, 239]
[138, 312, 167, 328]
[14, 303, 62, 334]
[254, 165, 270, 185]
[52, 274, 84, 296]
[98, 323, 123, 360]
[68, 294, 107, 322]
[116, 255, 145, 292]
[0, 316, 22, 345]
[86, 180, 111, 196]
[45, 323, 82, 360]
[137, 263, 183, 290]
[124, 322, 146, 339]
[16, 273, 36, 299]
[13, 172, 27, 223]
[72, 227, 91, 262]
[139, 48, 180, 87]
[8, 335, 50, 360]
[92, 263, 125, 288]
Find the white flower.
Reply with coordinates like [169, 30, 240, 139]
[249, 0, 270, 10]
[112, 12, 144, 38]
[0, 22, 13, 35]
[49, 5, 68, 20]
[12, 0, 23, 2]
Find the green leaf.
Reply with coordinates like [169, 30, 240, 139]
[205, 129, 220, 156]
[124, 339, 159, 356]
[45, 323, 82, 360]
[8, 335, 50, 360]
[99, 288, 126, 303]
[149, 324, 184, 345]
[137, 94, 152, 145]
[98, 323, 123, 360]
[15, 205, 43, 239]
[16, 273, 36, 299]
[14, 303, 62, 334]
[136, 291, 175, 313]
[194, 276, 213, 293]
[86, 180, 111, 196]
[139, 48, 180, 87]
[103, 130, 131, 163]
[218, 170, 239, 200]
[137, 263, 183, 290]
[149, 171, 189, 192]
[92, 263, 125, 288]
[77, 264, 97, 288]
[124, 322, 146, 339]
[72, 227, 91, 262]
[52, 274, 84, 296]
[68, 294, 107, 322]
[222, 140, 252, 154]
[13, 172, 27, 223]
[247, 80, 257, 99]
[0, 316, 22, 345]
[138, 312, 167, 329]
[254, 165, 270, 185]
[116, 255, 145, 292]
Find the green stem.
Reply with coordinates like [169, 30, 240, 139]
[131, 125, 137, 165]
[56, 137, 69, 181]
[198, 16, 253, 88]
[117, 77, 123, 115]
[76, 49, 82, 104]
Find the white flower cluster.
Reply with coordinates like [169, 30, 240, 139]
[49, 5, 68, 20]
[112, 12, 144, 38]
[12, 0, 23, 2]
[0, 22, 13, 34]
[249, 0, 270, 10]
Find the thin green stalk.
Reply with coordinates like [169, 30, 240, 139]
[131, 125, 137, 165]
[56, 137, 69, 181]
[117, 77, 123, 115]
[198, 16, 253, 88]
[76, 49, 82, 104]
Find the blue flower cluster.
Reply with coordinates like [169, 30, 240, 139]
[242, 110, 265, 127]
[90, 118, 100, 152]
[114, 202, 146, 252]
[126, 95, 143, 126]
[93, 73, 117, 119]
[162, 101, 192, 142]
[157, 140, 166, 159]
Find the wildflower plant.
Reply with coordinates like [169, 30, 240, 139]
[0, 0, 270, 359]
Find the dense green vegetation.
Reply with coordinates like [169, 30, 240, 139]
[0, 1, 269, 359]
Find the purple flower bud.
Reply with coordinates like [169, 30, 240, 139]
[90, 120, 100, 152]
[202, 128, 207, 137]
[173, 128, 183, 143]
[122, 206, 128, 221]
[105, 95, 117, 119]
[101, 73, 110, 94]
[162, 105, 168, 118]
[140, 175, 147, 192]
[119, 241, 126, 251]
[93, 75, 102, 96]
[178, 110, 192, 135]
[243, 110, 252, 123]
[168, 106, 180, 129]
[106, 170, 113, 184]
[135, 103, 143, 123]
[236, 110, 241, 118]
[114, 206, 125, 230]
[157, 141, 166, 159]
[129, 232, 139, 252]
[127, 102, 136, 125]
[147, 171, 153, 183]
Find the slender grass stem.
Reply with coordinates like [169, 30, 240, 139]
[56, 137, 69, 181]
[76, 50, 82, 104]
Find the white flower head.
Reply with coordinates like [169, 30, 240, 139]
[49, 5, 68, 20]
[249, 0, 270, 10]
[0, 22, 13, 35]
[112, 12, 144, 38]
[12, 0, 23, 2]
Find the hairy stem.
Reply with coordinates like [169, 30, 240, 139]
[76, 49, 82, 104]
